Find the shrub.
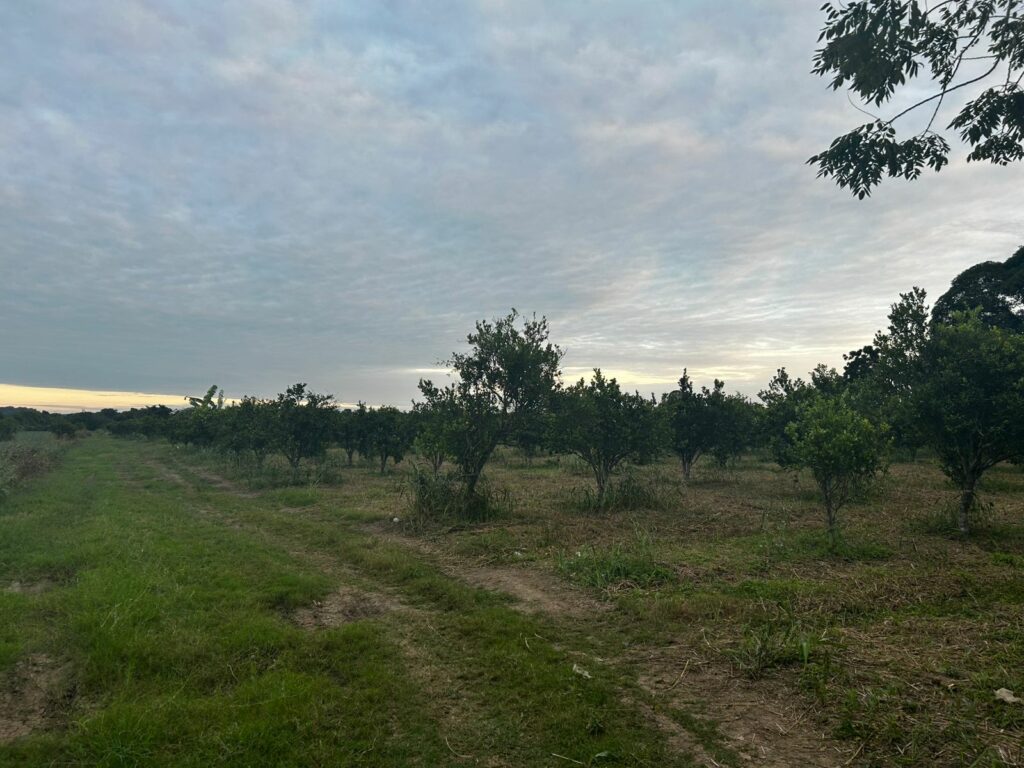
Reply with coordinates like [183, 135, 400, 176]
[49, 420, 76, 439]
[0, 438, 65, 501]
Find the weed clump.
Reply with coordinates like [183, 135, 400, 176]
[404, 468, 514, 528]
[557, 523, 673, 590]
[570, 472, 676, 513]
[728, 606, 839, 681]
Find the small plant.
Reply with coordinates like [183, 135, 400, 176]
[730, 620, 796, 679]
[729, 609, 825, 680]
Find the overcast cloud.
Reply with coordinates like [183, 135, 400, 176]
[2, 0, 1021, 408]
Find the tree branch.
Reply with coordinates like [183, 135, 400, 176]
[888, 59, 1002, 125]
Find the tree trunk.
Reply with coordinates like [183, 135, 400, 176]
[957, 481, 976, 535]
[595, 471, 607, 507]
[346, 448, 354, 466]
[379, 453, 387, 474]
[681, 457, 693, 482]
[465, 470, 480, 497]
[825, 500, 839, 550]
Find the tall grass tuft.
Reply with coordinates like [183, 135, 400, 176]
[728, 606, 838, 681]
[557, 522, 673, 590]
[404, 468, 515, 529]
[570, 472, 677, 513]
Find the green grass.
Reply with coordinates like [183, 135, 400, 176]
[4, 437, 1023, 767]
[557, 545, 674, 590]
[264, 486, 322, 507]
[0, 437, 710, 766]
[0, 439, 453, 766]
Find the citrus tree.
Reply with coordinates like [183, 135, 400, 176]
[550, 369, 661, 505]
[417, 310, 562, 499]
[915, 312, 1024, 533]
[787, 394, 889, 548]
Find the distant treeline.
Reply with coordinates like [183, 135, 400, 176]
[0, 407, 81, 439]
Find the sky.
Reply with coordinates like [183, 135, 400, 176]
[1, 1, 1022, 412]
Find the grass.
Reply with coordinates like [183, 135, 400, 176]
[407, 453, 1024, 766]
[403, 468, 516, 528]
[2, 438, 1023, 766]
[569, 472, 677, 513]
[557, 522, 674, 590]
[0, 437, 706, 766]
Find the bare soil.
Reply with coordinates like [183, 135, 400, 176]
[635, 648, 854, 766]
[293, 584, 395, 629]
[0, 655, 67, 744]
[458, 565, 607, 618]
[3, 580, 53, 595]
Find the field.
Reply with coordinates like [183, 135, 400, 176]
[1, 435, 1023, 767]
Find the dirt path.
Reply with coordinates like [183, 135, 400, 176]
[292, 583, 398, 630]
[185, 465, 258, 497]
[145, 455, 258, 498]
[368, 526, 608, 619]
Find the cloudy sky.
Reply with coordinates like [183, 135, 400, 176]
[2, 1, 1021, 411]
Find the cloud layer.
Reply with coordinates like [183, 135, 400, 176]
[2, 1, 1021, 408]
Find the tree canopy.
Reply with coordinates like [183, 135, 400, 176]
[663, 371, 754, 479]
[932, 244, 1024, 330]
[787, 393, 890, 548]
[810, 0, 1024, 197]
